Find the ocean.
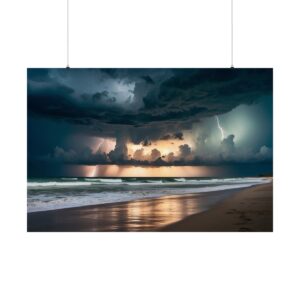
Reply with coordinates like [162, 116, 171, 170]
[27, 177, 271, 213]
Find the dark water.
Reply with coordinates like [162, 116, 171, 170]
[27, 177, 269, 213]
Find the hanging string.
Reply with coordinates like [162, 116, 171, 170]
[231, 0, 234, 68]
[65, 1, 234, 68]
[66, 0, 70, 68]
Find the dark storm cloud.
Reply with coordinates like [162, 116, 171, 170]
[28, 68, 272, 130]
[52, 146, 109, 165]
[221, 134, 235, 153]
[28, 82, 123, 123]
[100, 68, 171, 83]
[85, 91, 117, 104]
[36, 138, 272, 168]
[153, 69, 272, 117]
[141, 75, 155, 84]
[31, 146, 109, 166]
[27, 69, 51, 82]
[141, 139, 152, 146]
[179, 144, 192, 157]
[150, 148, 161, 161]
[161, 132, 184, 140]
[174, 132, 184, 140]
[27, 68, 273, 174]
[107, 135, 128, 163]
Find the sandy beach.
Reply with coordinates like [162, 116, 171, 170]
[27, 181, 272, 232]
[162, 182, 273, 232]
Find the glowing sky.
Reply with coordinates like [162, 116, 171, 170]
[27, 68, 273, 177]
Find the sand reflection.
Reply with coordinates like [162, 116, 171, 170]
[77, 193, 217, 231]
[28, 190, 237, 231]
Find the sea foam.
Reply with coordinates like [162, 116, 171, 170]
[27, 177, 271, 212]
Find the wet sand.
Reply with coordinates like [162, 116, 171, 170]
[162, 182, 273, 232]
[27, 189, 240, 232]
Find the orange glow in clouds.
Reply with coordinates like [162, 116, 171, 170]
[127, 133, 195, 160]
[92, 137, 116, 153]
[91, 165, 216, 177]
[85, 134, 197, 177]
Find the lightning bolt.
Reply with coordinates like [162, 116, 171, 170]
[92, 165, 98, 177]
[91, 140, 102, 177]
[215, 116, 225, 140]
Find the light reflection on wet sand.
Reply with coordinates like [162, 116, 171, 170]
[27, 189, 239, 231]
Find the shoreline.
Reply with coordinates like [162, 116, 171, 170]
[28, 186, 249, 214]
[27, 182, 272, 232]
[28, 178, 271, 213]
[161, 182, 273, 232]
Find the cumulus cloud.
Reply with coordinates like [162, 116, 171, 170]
[256, 145, 272, 160]
[150, 148, 161, 161]
[192, 130, 273, 164]
[108, 136, 128, 162]
[133, 148, 145, 161]
[179, 144, 192, 158]
[40, 136, 272, 167]
[166, 152, 175, 162]
[221, 134, 235, 155]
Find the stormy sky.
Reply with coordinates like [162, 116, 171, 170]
[28, 68, 273, 177]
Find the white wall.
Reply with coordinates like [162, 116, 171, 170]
[0, 1, 299, 300]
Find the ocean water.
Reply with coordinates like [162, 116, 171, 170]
[27, 177, 271, 213]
